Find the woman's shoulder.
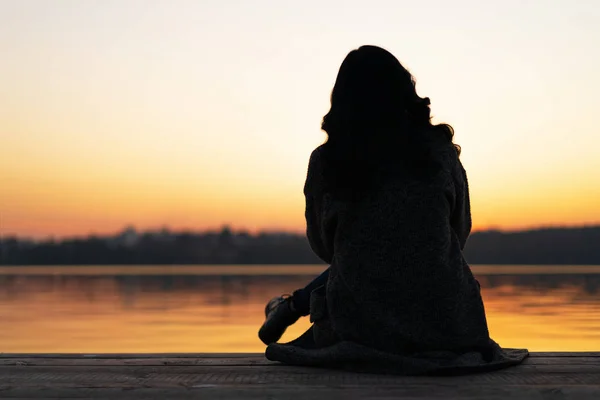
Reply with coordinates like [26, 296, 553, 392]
[309, 144, 326, 164]
[304, 144, 327, 195]
[423, 127, 458, 160]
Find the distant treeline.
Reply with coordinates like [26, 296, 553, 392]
[1, 226, 599, 266]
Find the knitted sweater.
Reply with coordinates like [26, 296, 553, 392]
[265, 143, 528, 375]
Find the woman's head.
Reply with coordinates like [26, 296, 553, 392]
[322, 45, 432, 138]
[319, 45, 459, 197]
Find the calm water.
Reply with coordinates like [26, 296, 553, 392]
[1, 265, 599, 353]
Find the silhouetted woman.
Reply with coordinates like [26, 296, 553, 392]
[258, 45, 527, 374]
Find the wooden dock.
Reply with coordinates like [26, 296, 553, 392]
[1, 353, 599, 399]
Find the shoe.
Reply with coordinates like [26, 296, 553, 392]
[258, 295, 301, 345]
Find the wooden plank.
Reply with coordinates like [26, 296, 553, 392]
[0, 386, 598, 400]
[2, 365, 600, 385]
[1, 354, 599, 399]
[529, 351, 600, 357]
[0, 357, 273, 366]
[1, 351, 598, 358]
[523, 357, 600, 365]
[0, 353, 600, 400]
[1, 356, 599, 367]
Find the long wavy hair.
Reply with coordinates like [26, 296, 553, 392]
[320, 45, 460, 199]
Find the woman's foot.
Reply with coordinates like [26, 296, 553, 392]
[258, 295, 301, 345]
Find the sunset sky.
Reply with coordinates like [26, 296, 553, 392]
[1, 0, 599, 239]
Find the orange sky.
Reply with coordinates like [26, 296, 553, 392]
[1, 0, 600, 239]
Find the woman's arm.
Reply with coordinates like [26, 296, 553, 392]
[451, 159, 473, 250]
[304, 148, 334, 264]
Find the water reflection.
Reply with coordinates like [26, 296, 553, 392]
[0, 266, 598, 352]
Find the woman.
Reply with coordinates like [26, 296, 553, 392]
[258, 45, 527, 375]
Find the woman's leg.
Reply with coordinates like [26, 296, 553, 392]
[291, 267, 330, 316]
[258, 267, 331, 344]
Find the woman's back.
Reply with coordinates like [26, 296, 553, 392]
[305, 143, 488, 354]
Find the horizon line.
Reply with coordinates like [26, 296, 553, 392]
[3, 222, 600, 242]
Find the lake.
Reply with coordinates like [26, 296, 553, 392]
[0, 265, 599, 353]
